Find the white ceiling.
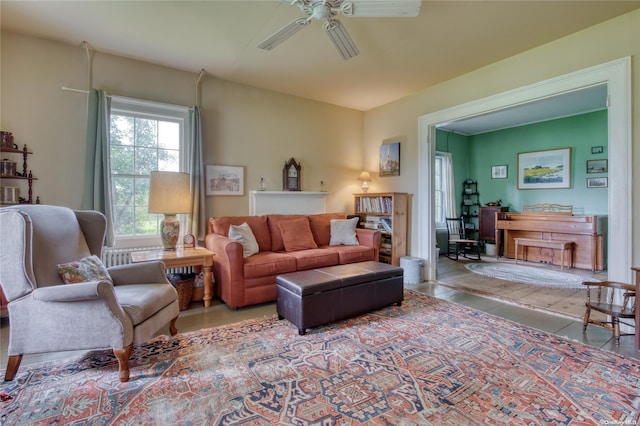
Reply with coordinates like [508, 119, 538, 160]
[1, 1, 637, 122]
[439, 84, 608, 135]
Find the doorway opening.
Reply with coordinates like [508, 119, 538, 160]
[417, 57, 631, 284]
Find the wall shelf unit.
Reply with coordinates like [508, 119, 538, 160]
[354, 192, 408, 266]
[1, 144, 39, 205]
[461, 180, 479, 240]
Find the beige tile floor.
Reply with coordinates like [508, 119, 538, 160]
[1, 257, 637, 376]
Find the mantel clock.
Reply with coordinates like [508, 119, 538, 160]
[283, 158, 301, 191]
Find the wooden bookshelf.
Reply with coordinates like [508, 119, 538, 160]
[354, 192, 408, 266]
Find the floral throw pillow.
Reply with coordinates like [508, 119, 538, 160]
[57, 255, 113, 284]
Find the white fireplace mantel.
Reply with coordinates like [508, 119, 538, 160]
[249, 190, 328, 215]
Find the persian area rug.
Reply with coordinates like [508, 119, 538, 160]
[2, 291, 638, 425]
[465, 262, 600, 289]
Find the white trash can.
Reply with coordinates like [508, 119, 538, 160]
[485, 243, 496, 257]
[400, 256, 423, 285]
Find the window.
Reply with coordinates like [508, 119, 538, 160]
[109, 97, 190, 247]
[435, 151, 456, 229]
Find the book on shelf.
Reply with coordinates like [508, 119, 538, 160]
[356, 196, 393, 214]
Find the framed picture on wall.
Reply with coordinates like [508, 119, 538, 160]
[591, 146, 604, 154]
[491, 165, 508, 179]
[586, 159, 607, 173]
[587, 177, 608, 188]
[517, 148, 571, 190]
[206, 165, 244, 196]
[379, 141, 401, 176]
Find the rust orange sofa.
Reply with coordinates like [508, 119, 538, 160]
[205, 213, 381, 309]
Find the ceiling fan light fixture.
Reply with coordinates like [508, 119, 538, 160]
[257, 18, 310, 50]
[324, 19, 359, 60]
[311, 2, 332, 19]
[260, 0, 419, 57]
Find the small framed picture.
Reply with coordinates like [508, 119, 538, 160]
[591, 146, 604, 154]
[586, 159, 607, 173]
[587, 177, 608, 188]
[491, 165, 507, 179]
[206, 165, 244, 195]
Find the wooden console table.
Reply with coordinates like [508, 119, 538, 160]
[131, 247, 215, 308]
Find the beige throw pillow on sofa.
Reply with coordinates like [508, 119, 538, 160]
[229, 222, 259, 258]
[329, 217, 360, 246]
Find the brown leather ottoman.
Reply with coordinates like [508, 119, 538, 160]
[276, 261, 404, 335]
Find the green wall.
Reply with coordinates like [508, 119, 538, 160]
[437, 110, 608, 215]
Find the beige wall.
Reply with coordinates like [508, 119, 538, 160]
[2, 9, 639, 264]
[0, 31, 364, 218]
[364, 9, 639, 264]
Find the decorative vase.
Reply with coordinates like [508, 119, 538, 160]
[160, 214, 180, 250]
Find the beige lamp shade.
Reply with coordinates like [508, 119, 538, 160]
[148, 171, 191, 250]
[148, 171, 191, 214]
[357, 171, 372, 182]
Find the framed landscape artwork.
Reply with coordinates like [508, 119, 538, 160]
[517, 148, 571, 190]
[379, 141, 400, 177]
[206, 165, 244, 195]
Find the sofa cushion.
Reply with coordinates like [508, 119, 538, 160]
[114, 283, 177, 325]
[210, 215, 272, 252]
[267, 215, 306, 252]
[228, 222, 259, 258]
[322, 245, 376, 264]
[243, 251, 296, 279]
[307, 212, 346, 246]
[329, 217, 360, 246]
[284, 248, 339, 271]
[279, 217, 318, 252]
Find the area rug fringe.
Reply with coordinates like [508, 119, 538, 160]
[1, 290, 638, 425]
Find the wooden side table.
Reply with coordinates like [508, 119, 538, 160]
[130, 247, 215, 308]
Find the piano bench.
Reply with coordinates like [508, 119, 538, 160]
[514, 238, 574, 270]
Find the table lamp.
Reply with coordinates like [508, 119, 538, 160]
[357, 171, 372, 193]
[148, 171, 191, 250]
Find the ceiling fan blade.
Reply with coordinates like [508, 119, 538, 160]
[342, 0, 421, 18]
[323, 19, 359, 60]
[257, 18, 310, 50]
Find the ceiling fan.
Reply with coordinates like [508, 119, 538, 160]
[258, 0, 421, 60]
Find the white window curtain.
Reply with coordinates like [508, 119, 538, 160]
[442, 152, 458, 219]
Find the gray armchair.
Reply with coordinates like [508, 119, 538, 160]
[0, 205, 179, 382]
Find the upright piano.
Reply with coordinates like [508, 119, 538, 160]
[495, 211, 604, 271]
